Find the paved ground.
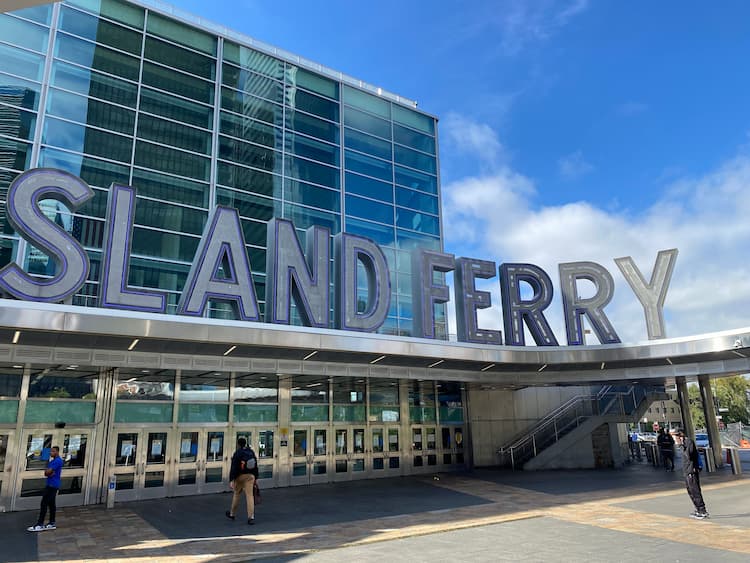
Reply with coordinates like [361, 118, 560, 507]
[2, 458, 749, 562]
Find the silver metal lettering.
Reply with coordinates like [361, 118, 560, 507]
[454, 257, 501, 344]
[411, 250, 454, 339]
[499, 263, 559, 346]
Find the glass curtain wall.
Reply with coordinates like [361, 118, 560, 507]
[0, 0, 443, 338]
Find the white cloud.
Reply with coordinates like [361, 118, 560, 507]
[558, 150, 594, 180]
[442, 116, 750, 345]
[442, 113, 506, 170]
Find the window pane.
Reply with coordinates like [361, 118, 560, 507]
[39, 146, 129, 188]
[66, 0, 145, 29]
[394, 145, 436, 174]
[116, 371, 175, 400]
[287, 66, 338, 99]
[343, 106, 390, 139]
[396, 228, 439, 251]
[0, 138, 32, 171]
[286, 133, 339, 166]
[220, 111, 278, 149]
[218, 135, 281, 174]
[345, 150, 392, 182]
[286, 110, 338, 144]
[132, 168, 209, 208]
[135, 198, 207, 235]
[58, 6, 142, 55]
[145, 36, 215, 80]
[346, 195, 393, 224]
[178, 404, 228, 423]
[217, 161, 281, 198]
[135, 140, 210, 181]
[142, 61, 213, 104]
[286, 156, 339, 189]
[284, 202, 340, 233]
[28, 369, 99, 399]
[43, 117, 133, 163]
[131, 227, 200, 262]
[25, 401, 96, 424]
[47, 88, 135, 135]
[291, 375, 328, 403]
[55, 32, 140, 81]
[240, 218, 267, 247]
[344, 172, 393, 203]
[233, 404, 278, 422]
[115, 402, 173, 423]
[223, 43, 284, 80]
[0, 13, 49, 52]
[222, 64, 283, 103]
[50, 60, 137, 107]
[395, 165, 436, 194]
[221, 87, 282, 127]
[394, 124, 435, 154]
[146, 12, 216, 55]
[140, 86, 213, 129]
[396, 208, 439, 235]
[288, 89, 338, 121]
[0, 43, 44, 81]
[216, 188, 279, 221]
[393, 104, 434, 135]
[343, 85, 390, 119]
[0, 106, 35, 141]
[138, 114, 211, 154]
[345, 217, 394, 247]
[284, 179, 340, 212]
[395, 187, 438, 214]
[0, 73, 41, 111]
[7, 3, 52, 25]
[345, 127, 391, 160]
[0, 371, 23, 397]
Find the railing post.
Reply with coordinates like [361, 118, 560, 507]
[532, 435, 537, 456]
[510, 448, 515, 470]
[554, 420, 558, 441]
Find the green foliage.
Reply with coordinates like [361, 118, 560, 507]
[688, 385, 705, 429]
[45, 387, 71, 398]
[714, 376, 750, 424]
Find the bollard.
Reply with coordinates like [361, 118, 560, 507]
[700, 447, 715, 473]
[106, 474, 116, 508]
[727, 448, 743, 475]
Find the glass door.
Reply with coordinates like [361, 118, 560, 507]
[174, 429, 227, 496]
[238, 428, 277, 487]
[332, 427, 367, 481]
[369, 426, 401, 477]
[440, 426, 465, 468]
[290, 426, 329, 485]
[111, 428, 170, 501]
[0, 431, 15, 512]
[411, 426, 438, 473]
[15, 428, 91, 511]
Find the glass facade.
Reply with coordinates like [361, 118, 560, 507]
[0, 0, 445, 338]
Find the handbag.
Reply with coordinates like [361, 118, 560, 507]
[253, 481, 262, 505]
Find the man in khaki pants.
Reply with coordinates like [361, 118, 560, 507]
[225, 437, 259, 525]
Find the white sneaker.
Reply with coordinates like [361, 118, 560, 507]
[27, 524, 45, 532]
[45, 523, 57, 530]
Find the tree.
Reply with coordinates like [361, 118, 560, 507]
[713, 375, 750, 425]
[688, 384, 705, 429]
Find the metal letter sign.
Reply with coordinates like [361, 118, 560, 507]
[0, 169, 92, 302]
[0, 168, 680, 346]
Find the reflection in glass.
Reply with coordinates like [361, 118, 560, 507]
[206, 431, 224, 461]
[146, 432, 167, 464]
[388, 428, 399, 452]
[353, 428, 365, 454]
[413, 428, 423, 451]
[25, 433, 52, 470]
[372, 428, 383, 453]
[62, 433, 87, 468]
[335, 429, 347, 454]
[293, 429, 307, 456]
[0, 433, 7, 471]
[28, 369, 98, 399]
[116, 372, 174, 401]
[313, 429, 327, 455]
[115, 432, 137, 466]
[179, 431, 198, 463]
[258, 430, 274, 458]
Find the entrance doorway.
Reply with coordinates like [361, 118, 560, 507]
[110, 428, 170, 501]
[290, 426, 329, 485]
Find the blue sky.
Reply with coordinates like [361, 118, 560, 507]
[169, 0, 750, 344]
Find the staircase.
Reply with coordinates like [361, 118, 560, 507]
[496, 385, 668, 470]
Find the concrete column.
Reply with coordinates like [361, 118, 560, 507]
[698, 374, 724, 468]
[675, 376, 694, 438]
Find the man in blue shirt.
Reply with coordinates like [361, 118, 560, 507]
[27, 446, 63, 532]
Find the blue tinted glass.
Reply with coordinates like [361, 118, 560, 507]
[0, 14, 49, 52]
[284, 203, 340, 233]
[286, 133, 339, 166]
[58, 6, 142, 55]
[286, 156, 339, 189]
[39, 147, 130, 188]
[0, 73, 41, 110]
[132, 227, 200, 262]
[222, 64, 283, 103]
[396, 229, 439, 251]
[221, 87, 283, 127]
[66, 0, 145, 29]
[344, 172, 393, 203]
[223, 43, 284, 81]
[0, 44, 44, 81]
[0, 138, 32, 171]
[135, 140, 210, 181]
[142, 62, 214, 104]
[219, 135, 282, 174]
[287, 66, 339, 99]
[344, 128, 391, 160]
[394, 124, 435, 155]
[47, 88, 135, 135]
[217, 188, 279, 221]
[217, 161, 281, 199]
[394, 145, 436, 175]
[138, 115, 211, 154]
[289, 89, 339, 121]
[343, 85, 390, 118]
[55, 32, 141, 81]
[395, 187, 438, 214]
[0, 106, 35, 141]
[345, 150, 392, 182]
[43, 117, 133, 163]
[345, 217, 394, 247]
[343, 106, 390, 139]
[133, 168, 209, 208]
[145, 36, 214, 80]
[392, 104, 434, 135]
[147, 12, 215, 55]
[346, 195, 393, 224]
[285, 179, 341, 212]
[8, 3, 52, 24]
[135, 199, 207, 235]
[140, 86, 213, 129]
[394, 166, 436, 194]
[239, 218, 267, 246]
[220, 111, 278, 148]
[286, 110, 338, 144]
[396, 209, 440, 236]
[50, 61, 138, 107]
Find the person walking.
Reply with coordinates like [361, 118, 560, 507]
[676, 428, 709, 519]
[657, 428, 675, 471]
[225, 437, 259, 525]
[27, 445, 63, 532]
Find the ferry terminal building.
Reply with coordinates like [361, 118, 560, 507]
[0, 0, 747, 512]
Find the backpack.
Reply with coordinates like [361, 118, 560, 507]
[238, 447, 257, 473]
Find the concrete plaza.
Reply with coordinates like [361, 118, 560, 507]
[3, 460, 749, 562]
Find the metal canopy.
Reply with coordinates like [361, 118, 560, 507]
[0, 299, 749, 385]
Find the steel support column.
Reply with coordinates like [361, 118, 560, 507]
[698, 374, 724, 468]
[675, 376, 694, 439]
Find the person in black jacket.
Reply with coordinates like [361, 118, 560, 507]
[676, 428, 709, 519]
[225, 437, 259, 525]
[657, 428, 675, 471]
